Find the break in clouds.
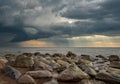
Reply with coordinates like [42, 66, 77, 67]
[0, 0, 120, 47]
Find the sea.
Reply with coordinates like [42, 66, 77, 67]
[0, 47, 120, 57]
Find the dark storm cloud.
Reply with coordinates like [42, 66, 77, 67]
[0, 0, 120, 47]
[60, 0, 120, 20]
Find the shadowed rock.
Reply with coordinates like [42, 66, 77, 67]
[109, 55, 120, 62]
[81, 54, 95, 62]
[109, 61, 120, 69]
[4, 65, 21, 79]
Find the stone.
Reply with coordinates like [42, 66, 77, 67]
[77, 58, 94, 67]
[96, 70, 120, 83]
[79, 79, 106, 84]
[109, 61, 120, 69]
[66, 51, 77, 58]
[77, 63, 97, 77]
[96, 55, 108, 61]
[15, 55, 34, 68]
[0, 59, 6, 71]
[4, 65, 21, 79]
[26, 70, 52, 79]
[33, 60, 53, 71]
[17, 74, 36, 84]
[22, 53, 33, 57]
[81, 54, 95, 61]
[52, 53, 65, 57]
[57, 63, 89, 82]
[56, 60, 70, 68]
[109, 55, 120, 62]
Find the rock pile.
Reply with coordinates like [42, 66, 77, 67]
[0, 52, 120, 84]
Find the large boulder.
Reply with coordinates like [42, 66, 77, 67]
[66, 51, 77, 58]
[56, 60, 70, 68]
[109, 61, 120, 69]
[77, 63, 97, 77]
[79, 79, 106, 84]
[17, 74, 36, 84]
[96, 70, 120, 83]
[26, 70, 52, 79]
[109, 55, 120, 62]
[52, 53, 65, 57]
[15, 55, 34, 68]
[33, 60, 53, 71]
[57, 63, 89, 82]
[4, 65, 21, 79]
[81, 54, 95, 62]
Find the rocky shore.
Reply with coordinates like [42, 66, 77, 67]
[0, 51, 120, 84]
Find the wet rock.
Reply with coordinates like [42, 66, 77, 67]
[22, 53, 33, 57]
[81, 54, 95, 61]
[33, 60, 53, 71]
[15, 55, 34, 68]
[52, 53, 65, 57]
[26, 70, 52, 79]
[96, 70, 120, 83]
[77, 63, 97, 77]
[96, 55, 108, 61]
[107, 67, 120, 76]
[17, 74, 36, 84]
[34, 52, 41, 56]
[77, 58, 94, 67]
[57, 63, 89, 82]
[5, 54, 16, 65]
[79, 79, 106, 84]
[4, 65, 21, 79]
[56, 60, 70, 68]
[109, 55, 120, 62]
[109, 61, 120, 69]
[66, 51, 77, 58]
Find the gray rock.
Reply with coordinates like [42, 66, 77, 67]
[33, 60, 53, 71]
[109, 61, 120, 69]
[109, 55, 120, 62]
[81, 54, 95, 62]
[66, 51, 77, 58]
[77, 63, 97, 77]
[17, 74, 36, 84]
[57, 63, 89, 82]
[96, 70, 120, 83]
[4, 65, 21, 79]
[15, 55, 34, 68]
[26, 70, 52, 79]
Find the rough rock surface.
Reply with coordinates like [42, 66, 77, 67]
[26, 70, 52, 79]
[17, 74, 36, 84]
[15, 55, 34, 68]
[57, 64, 89, 82]
[4, 66, 21, 79]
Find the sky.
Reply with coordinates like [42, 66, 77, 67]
[0, 0, 120, 47]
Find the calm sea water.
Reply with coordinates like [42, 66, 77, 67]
[0, 47, 120, 57]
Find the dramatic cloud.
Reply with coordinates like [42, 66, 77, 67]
[0, 0, 120, 47]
